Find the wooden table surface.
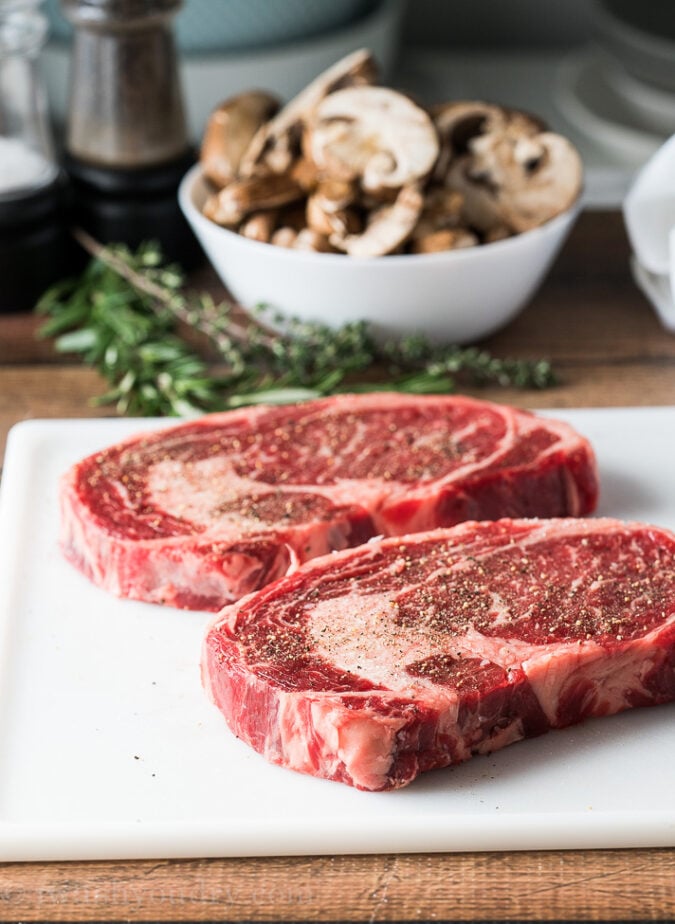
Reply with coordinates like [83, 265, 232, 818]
[0, 211, 674, 922]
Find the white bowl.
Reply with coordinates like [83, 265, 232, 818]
[179, 164, 581, 344]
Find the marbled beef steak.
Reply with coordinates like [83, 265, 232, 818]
[60, 394, 597, 610]
[203, 518, 675, 791]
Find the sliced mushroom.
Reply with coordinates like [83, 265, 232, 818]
[448, 130, 582, 232]
[313, 178, 358, 211]
[500, 133, 582, 231]
[271, 227, 298, 248]
[335, 184, 424, 257]
[277, 203, 310, 232]
[431, 100, 506, 177]
[307, 197, 361, 238]
[203, 174, 304, 227]
[289, 156, 320, 193]
[238, 48, 377, 178]
[306, 179, 361, 238]
[293, 228, 335, 252]
[411, 186, 464, 239]
[239, 210, 278, 243]
[307, 86, 439, 195]
[483, 224, 512, 244]
[444, 157, 504, 232]
[200, 92, 280, 188]
[409, 228, 478, 254]
[431, 100, 545, 184]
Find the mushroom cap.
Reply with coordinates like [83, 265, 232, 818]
[200, 92, 280, 187]
[308, 86, 440, 194]
[432, 100, 507, 156]
[238, 48, 377, 178]
[447, 129, 583, 233]
[431, 100, 547, 186]
[494, 132, 583, 231]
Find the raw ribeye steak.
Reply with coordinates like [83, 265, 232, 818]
[60, 393, 597, 610]
[203, 518, 675, 791]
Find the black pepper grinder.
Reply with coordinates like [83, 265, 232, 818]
[61, 0, 201, 267]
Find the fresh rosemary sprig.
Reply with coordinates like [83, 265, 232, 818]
[36, 236, 556, 416]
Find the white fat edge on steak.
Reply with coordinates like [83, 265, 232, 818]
[275, 695, 409, 791]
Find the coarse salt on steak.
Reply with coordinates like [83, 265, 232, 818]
[203, 518, 675, 791]
[60, 393, 597, 610]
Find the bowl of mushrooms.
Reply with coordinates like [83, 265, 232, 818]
[179, 49, 583, 343]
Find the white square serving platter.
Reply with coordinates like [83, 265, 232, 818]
[0, 407, 673, 862]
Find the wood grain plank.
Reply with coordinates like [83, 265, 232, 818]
[2, 850, 674, 922]
[0, 366, 115, 464]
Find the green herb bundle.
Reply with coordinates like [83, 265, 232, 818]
[36, 234, 556, 417]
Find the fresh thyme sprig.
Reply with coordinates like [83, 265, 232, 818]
[36, 236, 556, 416]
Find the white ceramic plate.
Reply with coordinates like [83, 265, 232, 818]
[0, 408, 674, 861]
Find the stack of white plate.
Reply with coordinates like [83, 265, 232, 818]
[556, 0, 675, 169]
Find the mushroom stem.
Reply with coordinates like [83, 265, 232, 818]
[336, 185, 424, 257]
[204, 174, 304, 227]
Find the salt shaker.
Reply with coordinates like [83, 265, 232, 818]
[61, 0, 201, 267]
[0, 0, 74, 311]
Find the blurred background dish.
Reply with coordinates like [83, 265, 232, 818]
[607, 60, 675, 137]
[43, 0, 404, 139]
[592, 0, 675, 94]
[45, 0, 377, 53]
[555, 50, 665, 168]
[42, 0, 672, 208]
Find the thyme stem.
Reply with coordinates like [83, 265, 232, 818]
[36, 236, 557, 416]
[73, 227, 277, 353]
